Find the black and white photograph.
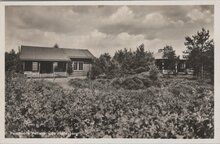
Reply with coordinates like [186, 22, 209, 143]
[1, 1, 219, 142]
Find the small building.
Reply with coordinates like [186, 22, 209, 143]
[19, 45, 95, 78]
[154, 49, 188, 74]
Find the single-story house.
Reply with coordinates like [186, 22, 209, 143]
[19, 45, 95, 78]
[154, 49, 193, 74]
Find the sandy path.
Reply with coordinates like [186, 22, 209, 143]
[45, 78, 73, 90]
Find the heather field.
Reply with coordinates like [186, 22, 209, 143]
[5, 72, 214, 138]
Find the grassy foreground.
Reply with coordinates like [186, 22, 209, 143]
[5, 73, 214, 138]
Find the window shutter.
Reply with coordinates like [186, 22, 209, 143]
[32, 62, 38, 71]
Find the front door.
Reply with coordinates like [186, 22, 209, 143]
[40, 61, 53, 73]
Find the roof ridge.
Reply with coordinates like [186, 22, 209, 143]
[21, 45, 89, 51]
[62, 47, 89, 51]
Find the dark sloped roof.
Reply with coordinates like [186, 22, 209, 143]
[63, 48, 95, 59]
[20, 45, 95, 61]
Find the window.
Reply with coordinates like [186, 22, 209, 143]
[79, 62, 83, 70]
[73, 62, 78, 70]
[181, 63, 185, 69]
[56, 62, 66, 72]
[32, 62, 38, 71]
[24, 61, 32, 71]
[72, 61, 83, 70]
[54, 62, 58, 68]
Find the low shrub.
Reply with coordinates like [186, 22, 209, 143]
[110, 72, 161, 90]
[134, 67, 147, 73]
[93, 79, 111, 90]
[5, 73, 214, 138]
[122, 77, 144, 90]
[110, 78, 124, 89]
[149, 65, 161, 81]
[68, 78, 89, 89]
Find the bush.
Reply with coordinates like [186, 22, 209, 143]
[68, 78, 89, 89]
[110, 72, 160, 90]
[110, 78, 124, 89]
[134, 67, 148, 73]
[5, 50, 23, 73]
[149, 65, 161, 81]
[141, 77, 152, 87]
[122, 77, 144, 90]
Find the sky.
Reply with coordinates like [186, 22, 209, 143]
[5, 5, 214, 57]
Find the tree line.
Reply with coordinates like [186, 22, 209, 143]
[90, 43, 155, 79]
[5, 28, 214, 83]
[91, 28, 214, 82]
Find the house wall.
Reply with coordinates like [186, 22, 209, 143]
[69, 58, 92, 77]
[70, 63, 92, 77]
[23, 61, 68, 78]
[24, 71, 67, 78]
[23, 59, 92, 78]
[155, 59, 189, 75]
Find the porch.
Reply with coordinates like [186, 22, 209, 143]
[23, 61, 68, 78]
[155, 59, 187, 74]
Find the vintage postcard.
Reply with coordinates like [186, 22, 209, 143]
[0, 0, 220, 144]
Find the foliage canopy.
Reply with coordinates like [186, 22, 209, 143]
[184, 28, 214, 81]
